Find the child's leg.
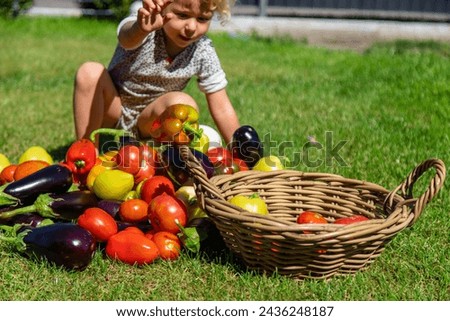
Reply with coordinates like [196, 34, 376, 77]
[73, 62, 122, 140]
[136, 91, 198, 138]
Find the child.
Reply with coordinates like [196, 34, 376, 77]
[73, 0, 240, 145]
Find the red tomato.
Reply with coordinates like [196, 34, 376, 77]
[213, 157, 249, 175]
[13, 160, 49, 181]
[207, 147, 249, 176]
[138, 144, 158, 167]
[213, 160, 236, 175]
[232, 157, 249, 171]
[140, 175, 175, 203]
[206, 147, 249, 171]
[106, 229, 159, 265]
[207, 147, 233, 164]
[334, 215, 369, 224]
[296, 211, 328, 234]
[122, 226, 145, 235]
[77, 207, 118, 242]
[119, 198, 149, 223]
[114, 145, 141, 175]
[153, 231, 181, 261]
[148, 193, 187, 234]
[134, 161, 156, 185]
[133, 144, 158, 184]
[0, 164, 18, 184]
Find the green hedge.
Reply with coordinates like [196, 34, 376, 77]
[0, 0, 33, 17]
[93, 0, 135, 21]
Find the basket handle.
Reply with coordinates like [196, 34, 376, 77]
[384, 158, 446, 225]
[178, 145, 225, 203]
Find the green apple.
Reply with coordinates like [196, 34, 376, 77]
[229, 193, 268, 215]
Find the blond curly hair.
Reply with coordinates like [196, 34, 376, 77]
[199, 0, 235, 24]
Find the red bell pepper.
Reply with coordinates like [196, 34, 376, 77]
[65, 139, 97, 185]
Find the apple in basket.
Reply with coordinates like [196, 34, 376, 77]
[296, 211, 328, 234]
[296, 211, 329, 254]
[228, 193, 268, 215]
[334, 215, 369, 225]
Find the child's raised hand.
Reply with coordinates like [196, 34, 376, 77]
[138, 0, 174, 32]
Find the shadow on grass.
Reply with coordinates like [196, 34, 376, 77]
[47, 142, 73, 163]
[184, 218, 250, 274]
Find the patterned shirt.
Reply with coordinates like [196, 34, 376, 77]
[107, 17, 228, 132]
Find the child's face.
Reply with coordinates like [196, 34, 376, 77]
[163, 0, 214, 54]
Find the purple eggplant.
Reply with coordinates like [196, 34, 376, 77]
[116, 220, 152, 232]
[5, 213, 47, 227]
[0, 222, 96, 271]
[0, 190, 98, 221]
[0, 164, 73, 207]
[97, 199, 122, 218]
[230, 125, 264, 168]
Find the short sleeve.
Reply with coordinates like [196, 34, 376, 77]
[196, 40, 228, 93]
[129, 1, 141, 14]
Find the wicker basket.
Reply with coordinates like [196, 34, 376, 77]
[179, 145, 446, 280]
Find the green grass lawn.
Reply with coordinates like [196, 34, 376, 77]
[0, 16, 449, 301]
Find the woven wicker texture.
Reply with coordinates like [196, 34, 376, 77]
[179, 145, 446, 280]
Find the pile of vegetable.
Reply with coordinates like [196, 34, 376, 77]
[0, 108, 373, 271]
[0, 107, 270, 271]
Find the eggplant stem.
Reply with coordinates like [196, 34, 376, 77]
[0, 225, 14, 233]
[6, 236, 26, 252]
[0, 234, 13, 240]
[0, 192, 19, 207]
[0, 193, 58, 220]
[0, 204, 36, 220]
[0, 224, 28, 252]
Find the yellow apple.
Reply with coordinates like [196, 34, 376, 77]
[252, 155, 284, 171]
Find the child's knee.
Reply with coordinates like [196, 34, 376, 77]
[168, 92, 198, 111]
[75, 62, 105, 85]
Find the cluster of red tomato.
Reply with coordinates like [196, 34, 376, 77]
[207, 147, 249, 175]
[77, 174, 187, 265]
[63, 136, 254, 266]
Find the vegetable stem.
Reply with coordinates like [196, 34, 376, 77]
[74, 160, 86, 169]
[0, 194, 59, 220]
[183, 123, 202, 139]
[0, 205, 35, 219]
[0, 193, 19, 207]
[89, 128, 131, 144]
[176, 219, 201, 253]
[0, 224, 28, 252]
